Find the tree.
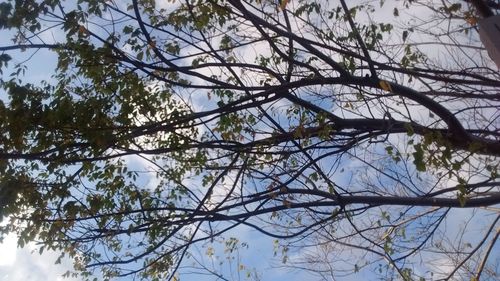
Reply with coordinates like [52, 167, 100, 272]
[0, 0, 499, 280]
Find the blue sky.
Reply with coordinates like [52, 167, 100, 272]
[1, 1, 499, 281]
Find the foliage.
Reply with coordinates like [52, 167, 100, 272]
[0, 0, 499, 280]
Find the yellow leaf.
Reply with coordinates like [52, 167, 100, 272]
[466, 16, 477, 25]
[270, 192, 278, 199]
[379, 80, 392, 92]
[280, 0, 289, 10]
[283, 198, 291, 208]
[78, 25, 88, 36]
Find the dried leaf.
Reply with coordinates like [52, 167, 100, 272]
[379, 80, 393, 92]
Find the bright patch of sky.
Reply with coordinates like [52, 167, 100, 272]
[0, 233, 79, 281]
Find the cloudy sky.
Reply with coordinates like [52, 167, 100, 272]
[0, 1, 498, 281]
[0, 233, 79, 281]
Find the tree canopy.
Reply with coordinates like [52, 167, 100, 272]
[0, 0, 499, 280]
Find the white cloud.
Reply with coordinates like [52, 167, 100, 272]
[0, 234, 17, 266]
[0, 238, 81, 281]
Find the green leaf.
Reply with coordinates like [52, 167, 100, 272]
[402, 30, 409, 42]
[412, 144, 426, 172]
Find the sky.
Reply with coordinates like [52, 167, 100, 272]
[0, 1, 499, 281]
[0, 233, 79, 281]
[0, 218, 362, 281]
